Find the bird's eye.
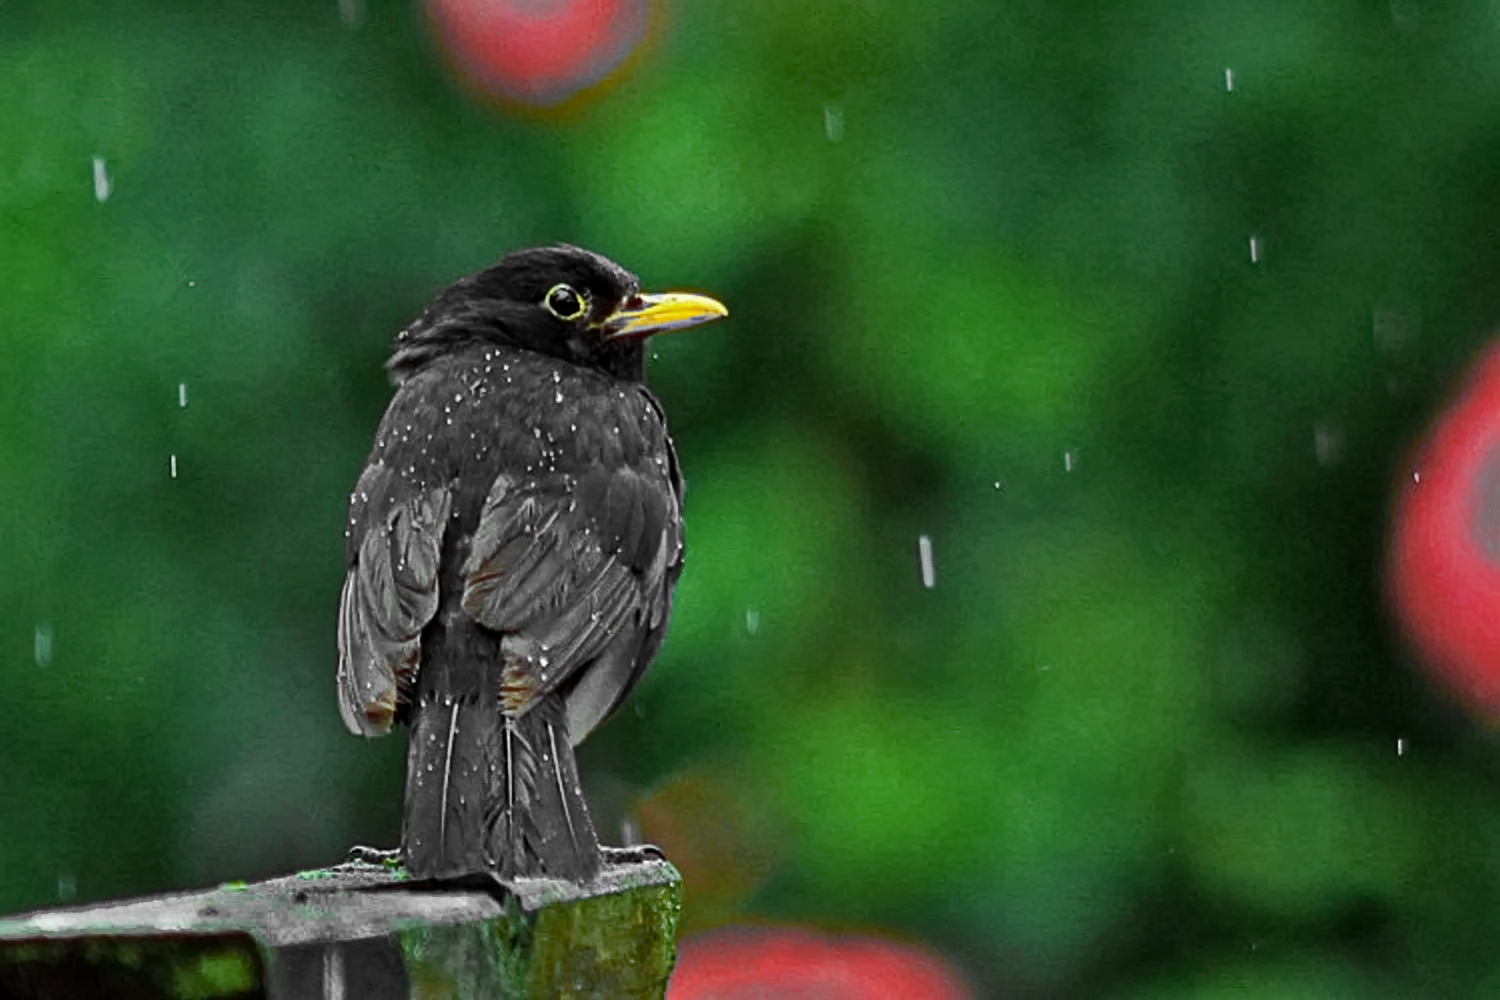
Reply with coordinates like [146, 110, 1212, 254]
[543, 283, 587, 321]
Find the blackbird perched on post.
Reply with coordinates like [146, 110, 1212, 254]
[337, 245, 726, 882]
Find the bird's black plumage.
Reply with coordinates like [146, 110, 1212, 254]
[337, 245, 726, 881]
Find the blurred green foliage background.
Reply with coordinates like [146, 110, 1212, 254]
[7, 1, 1500, 995]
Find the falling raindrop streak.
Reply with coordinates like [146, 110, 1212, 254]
[1063, 451, 1076, 473]
[34, 623, 53, 668]
[91, 156, 111, 203]
[1248, 235, 1262, 263]
[170, 454, 178, 479]
[745, 608, 761, 635]
[1396, 737, 1408, 757]
[1313, 422, 1344, 467]
[178, 382, 188, 408]
[1224, 67, 1235, 92]
[823, 102, 845, 143]
[918, 535, 936, 589]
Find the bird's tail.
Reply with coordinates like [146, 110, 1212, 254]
[402, 692, 493, 880]
[402, 692, 601, 882]
[489, 694, 602, 881]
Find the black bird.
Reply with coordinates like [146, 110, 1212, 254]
[337, 245, 726, 882]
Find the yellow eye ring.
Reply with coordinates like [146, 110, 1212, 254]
[543, 283, 588, 321]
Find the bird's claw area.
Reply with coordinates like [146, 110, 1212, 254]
[345, 844, 404, 868]
[603, 843, 666, 866]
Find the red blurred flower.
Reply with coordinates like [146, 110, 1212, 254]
[1388, 338, 1500, 716]
[426, 0, 651, 109]
[670, 926, 972, 1000]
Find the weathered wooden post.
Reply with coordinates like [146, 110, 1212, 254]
[0, 857, 681, 999]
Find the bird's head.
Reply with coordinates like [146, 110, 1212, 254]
[388, 245, 727, 383]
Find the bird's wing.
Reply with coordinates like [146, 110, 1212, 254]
[460, 462, 679, 737]
[337, 461, 452, 737]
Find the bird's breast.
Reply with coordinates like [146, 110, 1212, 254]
[365, 345, 673, 548]
[438, 347, 666, 477]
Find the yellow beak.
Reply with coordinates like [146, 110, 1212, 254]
[602, 291, 729, 340]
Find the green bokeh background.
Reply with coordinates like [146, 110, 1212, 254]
[7, 1, 1500, 995]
